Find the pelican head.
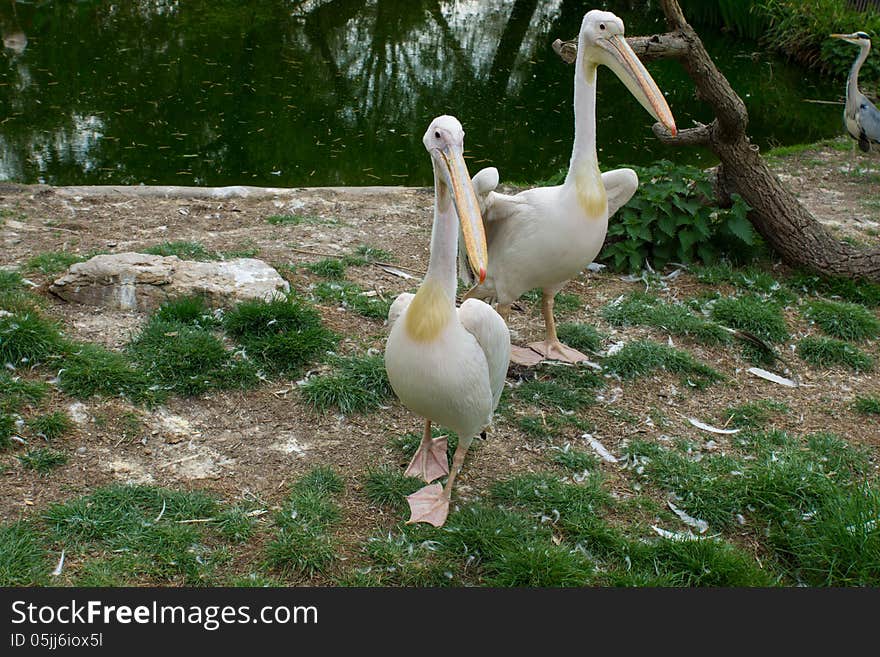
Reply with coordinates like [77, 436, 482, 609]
[831, 31, 871, 47]
[423, 115, 488, 284]
[578, 10, 677, 136]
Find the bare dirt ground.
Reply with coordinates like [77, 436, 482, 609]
[1, 142, 879, 583]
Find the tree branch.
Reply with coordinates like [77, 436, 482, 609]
[652, 121, 712, 146]
[552, 33, 689, 65]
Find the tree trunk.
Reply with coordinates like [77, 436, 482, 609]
[554, 0, 880, 281]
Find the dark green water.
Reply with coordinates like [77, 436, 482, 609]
[0, 0, 845, 188]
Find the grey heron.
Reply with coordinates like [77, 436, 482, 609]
[831, 31, 880, 154]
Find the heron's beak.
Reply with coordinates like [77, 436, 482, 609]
[438, 143, 488, 284]
[597, 34, 677, 136]
[831, 33, 859, 44]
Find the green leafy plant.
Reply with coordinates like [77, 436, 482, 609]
[601, 161, 757, 272]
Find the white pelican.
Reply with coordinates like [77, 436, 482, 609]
[385, 115, 510, 528]
[462, 10, 677, 366]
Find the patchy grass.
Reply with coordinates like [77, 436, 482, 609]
[625, 430, 878, 585]
[787, 270, 880, 307]
[601, 340, 722, 387]
[602, 292, 731, 344]
[265, 468, 344, 578]
[223, 295, 337, 375]
[0, 522, 49, 586]
[389, 426, 459, 460]
[306, 258, 346, 280]
[58, 343, 158, 405]
[710, 295, 789, 342]
[17, 447, 68, 473]
[0, 269, 24, 292]
[142, 241, 218, 261]
[523, 289, 582, 315]
[0, 310, 67, 367]
[693, 263, 794, 304]
[797, 337, 873, 371]
[154, 295, 218, 328]
[550, 444, 599, 472]
[44, 485, 222, 585]
[513, 377, 593, 412]
[364, 465, 424, 511]
[854, 396, 880, 415]
[556, 323, 605, 353]
[128, 318, 259, 396]
[265, 214, 330, 226]
[312, 280, 392, 320]
[342, 244, 395, 265]
[300, 354, 391, 414]
[25, 251, 88, 275]
[26, 412, 72, 440]
[723, 400, 790, 429]
[804, 300, 880, 342]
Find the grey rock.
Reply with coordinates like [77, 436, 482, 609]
[49, 252, 289, 310]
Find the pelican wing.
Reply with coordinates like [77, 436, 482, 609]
[387, 292, 415, 332]
[602, 168, 639, 218]
[458, 298, 510, 409]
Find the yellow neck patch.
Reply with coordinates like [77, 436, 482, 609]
[574, 162, 607, 219]
[405, 279, 452, 342]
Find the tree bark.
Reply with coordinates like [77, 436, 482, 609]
[556, 0, 880, 281]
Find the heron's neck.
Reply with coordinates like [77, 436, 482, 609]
[848, 42, 871, 101]
[564, 53, 607, 217]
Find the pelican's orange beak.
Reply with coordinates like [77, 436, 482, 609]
[439, 142, 488, 284]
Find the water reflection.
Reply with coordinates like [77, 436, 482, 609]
[0, 0, 843, 187]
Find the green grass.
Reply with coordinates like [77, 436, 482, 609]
[550, 445, 599, 472]
[142, 241, 218, 261]
[25, 251, 88, 275]
[154, 295, 218, 328]
[44, 485, 222, 585]
[389, 426, 459, 460]
[300, 354, 392, 414]
[625, 430, 877, 585]
[364, 465, 424, 511]
[26, 412, 72, 440]
[128, 318, 258, 396]
[345, 244, 394, 264]
[556, 323, 605, 353]
[723, 400, 789, 429]
[265, 467, 344, 578]
[0, 372, 48, 409]
[0, 310, 67, 367]
[223, 295, 337, 375]
[58, 343, 158, 404]
[693, 263, 795, 304]
[306, 258, 346, 279]
[804, 300, 880, 342]
[513, 376, 593, 412]
[17, 448, 68, 473]
[0, 269, 24, 292]
[265, 214, 329, 226]
[0, 521, 48, 586]
[788, 270, 880, 307]
[357, 532, 457, 586]
[854, 396, 880, 415]
[523, 289, 582, 315]
[602, 292, 732, 344]
[710, 295, 789, 342]
[797, 337, 873, 371]
[312, 280, 392, 320]
[601, 340, 722, 387]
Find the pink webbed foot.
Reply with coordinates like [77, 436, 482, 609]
[509, 344, 545, 367]
[406, 483, 450, 527]
[404, 436, 449, 483]
[527, 340, 590, 364]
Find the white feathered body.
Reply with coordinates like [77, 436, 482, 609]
[385, 292, 509, 439]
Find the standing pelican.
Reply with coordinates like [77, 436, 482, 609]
[831, 32, 880, 155]
[463, 10, 677, 366]
[385, 115, 510, 528]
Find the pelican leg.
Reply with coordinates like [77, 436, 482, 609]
[499, 302, 544, 366]
[528, 290, 591, 364]
[406, 436, 474, 527]
[404, 419, 449, 483]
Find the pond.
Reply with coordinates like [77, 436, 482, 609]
[0, 0, 845, 188]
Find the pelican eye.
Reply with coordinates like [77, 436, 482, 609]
[434, 131, 441, 139]
[599, 23, 606, 30]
